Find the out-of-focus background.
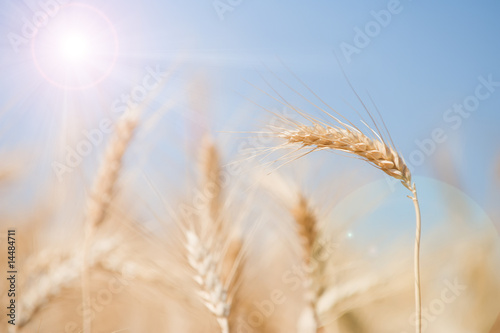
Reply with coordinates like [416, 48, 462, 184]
[0, 1, 499, 332]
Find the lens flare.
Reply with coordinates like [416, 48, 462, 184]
[59, 33, 90, 65]
[31, 3, 118, 90]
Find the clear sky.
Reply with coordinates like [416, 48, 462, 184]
[0, 0, 499, 217]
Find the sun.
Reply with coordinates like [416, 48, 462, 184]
[58, 33, 91, 65]
[31, 4, 118, 90]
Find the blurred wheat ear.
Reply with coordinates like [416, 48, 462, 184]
[81, 108, 140, 333]
[291, 193, 325, 332]
[182, 139, 245, 333]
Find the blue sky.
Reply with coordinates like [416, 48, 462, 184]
[0, 0, 499, 219]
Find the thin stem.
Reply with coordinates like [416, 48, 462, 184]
[81, 228, 93, 333]
[315, 310, 325, 333]
[218, 318, 229, 333]
[410, 186, 421, 333]
[306, 272, 322, 332]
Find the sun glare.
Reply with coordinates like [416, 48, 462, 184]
[59, 33, 91, 65]
[31, 3, 118, 90]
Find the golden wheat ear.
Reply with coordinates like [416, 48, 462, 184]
[257, 67, 423, 333]
[279, 123, 413, 190]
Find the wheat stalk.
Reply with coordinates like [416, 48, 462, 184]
[275, 120, 422, 333]
[221, 237, 244, 298]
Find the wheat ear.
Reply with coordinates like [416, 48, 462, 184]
[280, 124, 412, 190]
[277, 121, 422, 333]
[181, 140, 244, 333]
[199, 136, 223, 229]
[86, 109, 139, 230]
[292, 193, 325, 332]
[82, 109, 140, 333]
[18, 238, 120, 327]
[185, 230, 230, 333]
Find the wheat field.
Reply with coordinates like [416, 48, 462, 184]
[1, 2, 500, 333]
[1, 67, 499, 333]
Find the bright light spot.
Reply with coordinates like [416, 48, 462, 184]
[31, 3, 118, 90]
[346, 231, 353, 239]
[59, 33, 91, 65]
